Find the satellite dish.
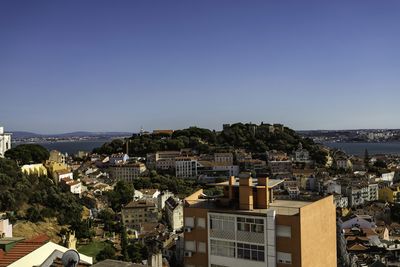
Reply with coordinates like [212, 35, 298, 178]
[61, 249, 80, 267]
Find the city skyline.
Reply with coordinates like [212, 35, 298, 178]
[1, 0, 400, 133]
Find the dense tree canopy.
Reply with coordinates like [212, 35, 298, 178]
[0, 158, 82, 229]
[0, 158, 31, 210]
[93, 139, 125, 155]
[105, 181, 135, 212]
[132, 173, 199, 198]
[93, 123, 327, 165]
[5, 144, 49, 165]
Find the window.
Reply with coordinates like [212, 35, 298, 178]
[198, 242, 206, 253]
[277, 252, 292, 264]
[197, 217, 206, 228]
[185, 217, 194, 227]
[276, 225, 291, 238]
[237, 217, 264, 233]
[210, 215, 234, 232]
[210, 239, 235, 257]
[185, 241, 196, 251]
[237, 243, 265, 262]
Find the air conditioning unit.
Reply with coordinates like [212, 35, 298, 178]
[184, 227, 192, 233]
[184, 251, 193, 257]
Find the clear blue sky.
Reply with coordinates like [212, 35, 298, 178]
[1, 0, 399, 134]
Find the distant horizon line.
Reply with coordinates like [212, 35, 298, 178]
[6, 127, 400, 136]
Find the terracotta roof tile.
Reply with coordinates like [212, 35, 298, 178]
[0, 235, 49, 267]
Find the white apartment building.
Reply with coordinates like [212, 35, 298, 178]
[368, 183, 379, 201]
[157, 190, 175, 210]
[334, 195, 349, 208]
[147, 151, 181, 170]
[294, 143, 310, 163]
[212, 165, 240, 177]
[134, 188, 160, 200]
[214, 153, 234, 165]
[206, 211, 276, 267]
[0, 126, 11, 158]
[108, 163, 147, 182]
[175, 157, 198, 178]
[55, 170, 73, 182]
[60, 178, 82, 195]
[343, 183, 378, 207]
[165, 197, 184, 231]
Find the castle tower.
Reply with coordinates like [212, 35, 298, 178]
[0, 125, 12, 158]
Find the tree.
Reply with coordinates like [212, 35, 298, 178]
[0, 158, 84, 227]
[26, 206, 43, 222]
[96, 244, 116, 262]
[120, 224, 129, 261]
[127, 242, 147, 263]
[364, 149, 370, 166]
[105, 181, 134, 211]
[98, 209, 117, 232]
[5, 144, 49, 164]
[374, 159, 387, 169]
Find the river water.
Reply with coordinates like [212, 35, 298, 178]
[13, 140, 109, 155]
[323, 142, 400, 156]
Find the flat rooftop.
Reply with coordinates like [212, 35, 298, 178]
[185, 197, 312, 216]
[269, 199, 312, 215]
[215, 178, 284, 188]
[270, 199, 311, 209]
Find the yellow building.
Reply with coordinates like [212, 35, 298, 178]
[45, 160, 71, 180]
[48, 150, 66, 164]
[21, 164, 48, 176]
[379, 186, 400, 203]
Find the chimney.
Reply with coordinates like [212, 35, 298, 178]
[256, 177, 269, 209]
[228, 176, 235, 200]
[239, 172, 253, 210]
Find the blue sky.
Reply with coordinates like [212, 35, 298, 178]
[1, 0, 399, 133]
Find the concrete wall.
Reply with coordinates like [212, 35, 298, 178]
[0, 219, 12, 238]
[299, 195, 337, 267]
[275, 214, 301, 267]
[184, 207, 208, 267]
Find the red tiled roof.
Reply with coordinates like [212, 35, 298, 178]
[0, 234, 49, 267]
